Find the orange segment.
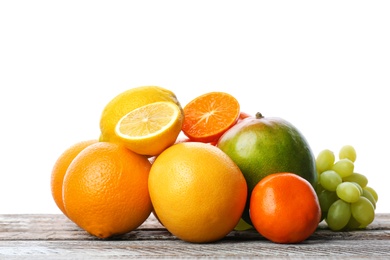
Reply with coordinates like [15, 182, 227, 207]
[182, 92, 240, 142]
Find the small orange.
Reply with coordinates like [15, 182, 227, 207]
[62, 142, 152, 239]
[50, 139, 98, 216]
[148, 142, 247, 243]
[182, 92, 240, 143]
[250, 172, 321, 244]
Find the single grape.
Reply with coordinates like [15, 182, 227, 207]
[363, 186, 378, 202]
[344, 215, 361, 231]
[339, 145, 357, 162]
[343, 172, 368, 188]
[332, 158, 354, 178]
[316, 149, 335, 173]
[234, 218, 253, 231]
[351, 182, 363, 196]
[351, 197, 375, 227]
[326, 199, 351, 231]
[336, 182, 361, 203]
[319, 170, 342, 191]
[362, 189, 376, 209]
[318, 189, 339, 213]
[316, 183, 325, 194]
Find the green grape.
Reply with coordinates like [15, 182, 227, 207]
[364, 186, 378, 202]
[351, 182, 363, 196]
[316, 149, 335, 173]
[336, 182, 361, 203]
[339, 145, 357, 162]
[319, 170, 342, 191]
[343, 172, 368, 188]
[316, 183, 325, 194]
[234, 218, 253, 231]
[326, 199, 351, 231]
[344, 215, 361, 230]
[351, 197, 375, 227]
[362, 189, 376, 209]
[332, 158, 354, 178]
[318, 189, 339, 213]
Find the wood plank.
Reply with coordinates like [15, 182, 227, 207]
[1, 213, 389, 241]
[1, 240, 390, 259]
[0, 214, 389, 258]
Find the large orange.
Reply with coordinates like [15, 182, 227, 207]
[62, 142, 152, 239]
[250, 173, 321, 244]
[50, 139, 98, 216]
[148, 142, 247, 243]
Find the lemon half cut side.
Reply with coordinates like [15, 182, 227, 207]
[115, 101, 183, 156]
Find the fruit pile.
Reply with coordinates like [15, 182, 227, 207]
[316, 145, 379, 231]
[51, 85, 378, 244]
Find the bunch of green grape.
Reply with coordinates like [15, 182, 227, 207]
[316, 145, 378, 231]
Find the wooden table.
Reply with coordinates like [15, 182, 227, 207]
[1, 213, 389, 259]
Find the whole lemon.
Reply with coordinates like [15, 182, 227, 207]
[99, 86, 182, 142]
[217, 112, 317, 225]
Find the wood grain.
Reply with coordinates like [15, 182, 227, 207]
[0, 214, 389, 259]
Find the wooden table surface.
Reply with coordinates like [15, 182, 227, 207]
[1, 213, 389, 259]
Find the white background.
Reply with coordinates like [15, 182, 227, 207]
[0, 1, 389, 214]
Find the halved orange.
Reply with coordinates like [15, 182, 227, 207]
[182, 92, 240, 143]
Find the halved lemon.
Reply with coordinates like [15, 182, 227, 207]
[115, 101, 184, 156]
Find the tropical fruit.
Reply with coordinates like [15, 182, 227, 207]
[115, 101, 183, 156]
[217, 112, 317, 224]
[99, 86, 182, 143]
[148, 142, 247, 243]
[250, 173, 321, 244]
[50, 139, 98, 216]
[182, 92, 240, 143]
[62, 142, 152, 238]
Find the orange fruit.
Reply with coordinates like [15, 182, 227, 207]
[148, 142, 247, 243]
[115, 101, 183, 156]
[99, 86, 183, 143]
[182, 92, 240, 143]
[217, 112, 317, 225]
[250, 172, 321, 244]
[50, 139, 98, 216]
[62, 142, 152, 239]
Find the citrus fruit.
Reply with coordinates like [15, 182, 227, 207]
[115, 101, 183, 156]
[148, 142, 247, 243]
[182, 92, 240, 143]
[62, 142, 152, 239]
[99, 86, 183, 143]
[217, 112, 317, 225]
[50, 139, 98, 216]
[250, 173, 321, 244]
